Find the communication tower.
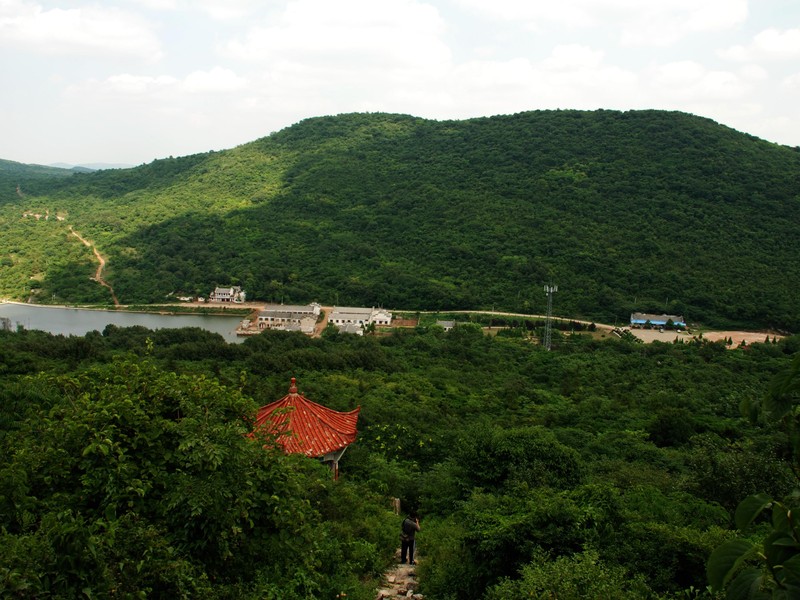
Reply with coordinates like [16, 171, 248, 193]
[543, 284, 558, 351]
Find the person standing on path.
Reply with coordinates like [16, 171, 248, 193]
[400, 511, 421, 565]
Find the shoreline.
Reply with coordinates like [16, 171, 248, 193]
[0, 299, 250, 318]
[2, 300, 788, 340]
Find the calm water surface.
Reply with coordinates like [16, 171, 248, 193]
[0, 303, 246, 343]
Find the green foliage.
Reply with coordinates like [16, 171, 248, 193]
[421, 483, 649, 598]
[414, 516, 476, 600]
[3, 110, 800, 329]
[648, 407, 697, 447]
[0, 322, 798, 598]
[707, 353, 800, 599]
[610, 521, 730, 593]
[0, 159, 76, 203]
[687, 433, 794, 513]
[452, 424, 584, 493]
[485, 548, 655, 600]
[0, 355, 396, 598]
[707, 491, 800, 599]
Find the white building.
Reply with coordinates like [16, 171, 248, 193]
[329, 306, 392, 330]
[370, 308, 392, 326]
[258, 303, 321, 334]
[209, 286, 245, 303]
[338, 323, 364, 336]
[261, 302, 321, 317]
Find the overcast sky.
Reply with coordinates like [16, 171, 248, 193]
[2, 0, 799, 166]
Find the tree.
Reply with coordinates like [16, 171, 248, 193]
[647, 407, 695, 447]
[0, 356, 395, 598]
[485, 549, 653, 599]
[708, 353, 800, 598]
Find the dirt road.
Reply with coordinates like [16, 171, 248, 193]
[69, 227, 119, 306]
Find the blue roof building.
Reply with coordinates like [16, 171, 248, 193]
[630, 312, 686, 328]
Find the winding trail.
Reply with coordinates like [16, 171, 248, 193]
[68, 227, 120, 306]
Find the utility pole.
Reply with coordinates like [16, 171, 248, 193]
[543, 284, 558, 351]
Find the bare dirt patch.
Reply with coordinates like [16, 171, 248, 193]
[628, 328, 782, 346]
[701, 331, 782, 345]
[391, 317, 420, 328]
[628, 329, 692, 343]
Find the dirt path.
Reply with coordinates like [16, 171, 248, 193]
[376, 555, 423, 599]
[312, 306, 333, 337]
[68, 227, 120, 306]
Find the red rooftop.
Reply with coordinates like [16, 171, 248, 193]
[254, 377, 360, 477]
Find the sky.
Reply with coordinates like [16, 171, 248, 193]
[1, 0, 799, 166]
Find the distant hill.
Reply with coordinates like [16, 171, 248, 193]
[49, 162, 134, 172]
[0, 158, 80, 179]
[1, 110, 799, 330]
[49, 164, 95, 174]
[0, 158, 79, 202]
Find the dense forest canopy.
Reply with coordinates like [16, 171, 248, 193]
[1, 109, 799, 330]
[2, 324, 800, 598]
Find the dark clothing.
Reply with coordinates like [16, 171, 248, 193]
[401, 537, 416, 564]
[401, 517, 420, 540]
[400, 516, 420, 564]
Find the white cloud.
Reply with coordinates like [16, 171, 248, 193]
[438, 52, 750, 121]
[719, 28, 800, 61]
[196, 0, 264, 20]
[783, 72, 800, 90]
[3, 0, 800, 164]
[126, 0, 263, 19]
[442, 50, 639, 118]
[204, 0, 456, 124]
[454, 0, 747, 46]
[0, 0, 162, 60]
[649, 60, 706, 88]
[103, 73, 177, 94]
[125, 0, 178, 10]
[182, 67, 247, 93]
[647, 61, 749, 101]
[452, 0, 595, 28]
[68, 68, 246, 97]
[541, 44, 604, 70]
[739, 64, 769, 81]
[740, 113, 796, 147]
[222, 0, 450, 73]
[618, 0, 748, 46]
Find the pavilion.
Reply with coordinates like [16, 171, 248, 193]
[254, 378, 360, 478]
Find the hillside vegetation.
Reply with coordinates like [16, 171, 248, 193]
[1, 323, 800, 598]
[2, 110, 799, 330]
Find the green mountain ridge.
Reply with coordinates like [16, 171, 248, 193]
[2, 109, 799, 330]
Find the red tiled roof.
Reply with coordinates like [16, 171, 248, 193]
[254, 378, 360, 457]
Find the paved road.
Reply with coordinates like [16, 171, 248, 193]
[412, 309, 615, 331]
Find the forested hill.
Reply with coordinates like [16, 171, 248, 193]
[2, 110, 800, 330]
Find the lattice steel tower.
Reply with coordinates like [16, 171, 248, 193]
[543, 284, 558, 351]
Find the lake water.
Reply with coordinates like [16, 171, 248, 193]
[0, 303, 247, 343]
